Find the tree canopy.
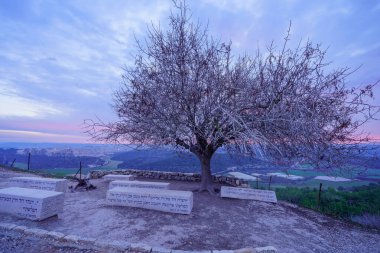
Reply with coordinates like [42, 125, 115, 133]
[87, 2, 378, 192]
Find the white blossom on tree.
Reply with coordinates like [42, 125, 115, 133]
[87, 2, 378, 193]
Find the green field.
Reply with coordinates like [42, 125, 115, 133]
[8, 157, 123, 177]
[13, 162, 28, 170]
[303, 179, 371, 189]
[95, 159, 123, 170]
[7, 158, 380, 191]
[275, 184, 380, 228]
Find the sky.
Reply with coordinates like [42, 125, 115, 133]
[0, 0, 379, 143]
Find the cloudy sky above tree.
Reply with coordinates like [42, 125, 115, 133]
[0, 0, 379, 143]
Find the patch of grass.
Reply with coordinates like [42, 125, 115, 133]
[287, 169, 325, 177]
[276, 183, 380, 228]
[13, 162, 28, 170]
[362, 168, 380, 177]
[96, 159, 123, 170]
[0, 164, 65, 178]
[304, 179, 371, 189]
[38, 168, 84, 177]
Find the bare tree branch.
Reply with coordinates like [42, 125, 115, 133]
[85, 1, 379, 192]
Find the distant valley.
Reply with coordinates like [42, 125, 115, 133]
[0, 142, 379, 190]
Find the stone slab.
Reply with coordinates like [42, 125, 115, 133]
[0, 187, 65, 221]
[233, 248, 255, 253]
[46, 231, 66, 240]
[64, 234, 81, 243]
[130, 242, 152, 253]
[77, 237, 97, 245]
[254, 246, 277, 253]
[94, 240, 112, 249]
[103, 174, 134, 181]
[107, 187, 193, 214]
[9, 177, 68, 192]
[152, 246, 172, 253]
[109, 180, 170, 190]
[23, 228, 48, 236]
[13, 225, 28, 232]
[107, 240, 131, 251]
[221, 186, 277, 203]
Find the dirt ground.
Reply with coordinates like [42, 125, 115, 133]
[0, 167, 379, 253]
[0, 227, 100, 253]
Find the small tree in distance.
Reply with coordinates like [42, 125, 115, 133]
[87, 2, 378, 193]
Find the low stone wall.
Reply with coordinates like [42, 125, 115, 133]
[89, 169, 249, 187]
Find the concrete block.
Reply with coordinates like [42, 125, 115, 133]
[9, 177, 68, 192]
[109, 180, 170, 190]
[221, 186, 277, 203]
[107, 187, 193, 214]
[0, 187, 64, 221]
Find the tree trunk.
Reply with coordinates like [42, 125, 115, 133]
[197, 154, 215, 193]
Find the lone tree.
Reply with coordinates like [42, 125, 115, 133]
[87, 2, 378, 193]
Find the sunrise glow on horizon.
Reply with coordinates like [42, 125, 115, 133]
[1, 0, 379, 143]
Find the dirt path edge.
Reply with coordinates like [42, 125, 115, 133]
[0, 222, 277, 253]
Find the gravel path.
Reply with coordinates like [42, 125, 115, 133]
[0, 167, 379, 253]
[0, 228, 101, 253]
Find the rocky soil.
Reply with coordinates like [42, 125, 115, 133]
[0, 227, 102, 253]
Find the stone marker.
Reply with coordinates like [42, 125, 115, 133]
[103, 174, 134, 181]
[220, 186, 277, 203]
[109, 180, 170, 190]
[106, 187, 193, 214]
[8, 177, 67, 192]
[0, 187, 64, 221]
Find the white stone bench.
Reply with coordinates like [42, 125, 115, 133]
[103, 174, 134, 181]
[0, 187, 65, 221]
[106, 187, 193, 214]
[109, 180, 170, 190]
[221, 186, 277, 203]
[8, 177, 68, 192]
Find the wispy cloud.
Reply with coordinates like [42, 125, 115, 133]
[0, 0, 379, 142]
[0, 93, 64, 118]
[75, 88, 99, 97]
[0, 0, 171, 112]
[201, 0, 263, 17]
[0, 83, 65, 118]
[336, 43, 380, 58]
[0, 129, 89, 143]
[373, 3, 380, 12]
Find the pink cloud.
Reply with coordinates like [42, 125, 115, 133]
[0, 129, 92, 143]
[0, 119, 84, 134]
